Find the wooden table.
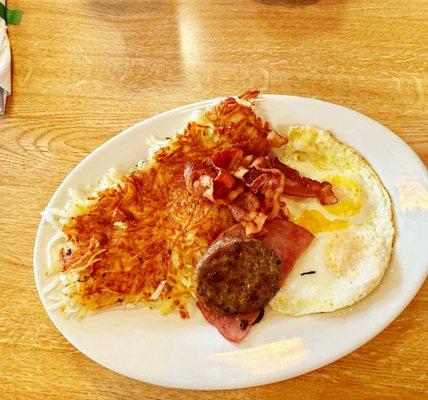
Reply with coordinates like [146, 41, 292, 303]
[1, 1, 427, 399]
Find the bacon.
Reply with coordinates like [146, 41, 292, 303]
[212, 148, 244, 172]
[271, 158, 338, 205]
[229, 192, 267, 235]
[212, 169, 244, 205]
[184, 159, 243, 206]
[197, 299, 262, 343]
[247, 157, 285, 220]
[247, 157, 337, 206]
[184, 149, 337, 234]
[246, 171, 269, 192]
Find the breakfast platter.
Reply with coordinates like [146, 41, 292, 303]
[34, 92, 428, 389]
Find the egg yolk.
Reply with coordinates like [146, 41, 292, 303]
[294, 210, 349, 234]
[324, 176, 363, 217]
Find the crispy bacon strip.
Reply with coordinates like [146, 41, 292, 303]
[229, 192, 267, 235]
[212, 148, 244, 172]
[184, 149, 337, 234]
[270, 158, 337, 205]
[248, 157, 337, 206]
[184, 158, 244, 205]
[246, 157, 285, 219]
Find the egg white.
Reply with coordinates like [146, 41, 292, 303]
[270, 126, 394, 315]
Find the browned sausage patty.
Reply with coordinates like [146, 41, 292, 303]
[196, 237, 282, 315]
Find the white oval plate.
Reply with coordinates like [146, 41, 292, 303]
[34, 95, 428, 390]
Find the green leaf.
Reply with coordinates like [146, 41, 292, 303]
[0, 3, 23, 25]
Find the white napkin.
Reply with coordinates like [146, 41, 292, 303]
[0, 0, 11, 114]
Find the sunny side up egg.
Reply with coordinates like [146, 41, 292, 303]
[270, 126, 394, 316]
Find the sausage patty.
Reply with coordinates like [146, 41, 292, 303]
[196, 236, 282, 315]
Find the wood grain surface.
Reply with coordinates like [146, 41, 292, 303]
[0, 0, 427, 399]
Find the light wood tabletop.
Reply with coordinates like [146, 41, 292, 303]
[1, 0, 427, 399]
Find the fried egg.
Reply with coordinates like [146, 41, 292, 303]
[270, 126, 394, 315]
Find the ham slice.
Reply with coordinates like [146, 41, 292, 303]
[218, 218, 314, 278]
[261, 218, 314, 277]
[199, 217, 314, 342]
[198, 299, 263, 343]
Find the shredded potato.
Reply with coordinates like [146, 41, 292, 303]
[43, 90, 281, 318]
